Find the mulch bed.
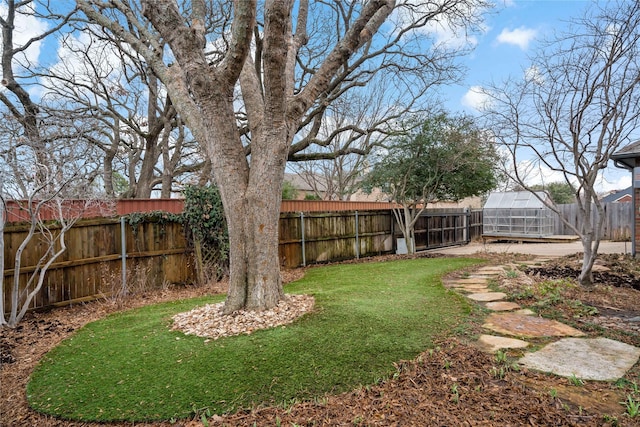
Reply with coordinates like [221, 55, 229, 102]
[2, 252, 639, 426]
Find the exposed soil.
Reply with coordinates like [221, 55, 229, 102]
[1, 252, 640, 427]
[518, 254, 640, 340]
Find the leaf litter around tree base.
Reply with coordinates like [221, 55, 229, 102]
[171, 294, 315, 340]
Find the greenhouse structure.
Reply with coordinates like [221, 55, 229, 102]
[482, 191, 555, 239]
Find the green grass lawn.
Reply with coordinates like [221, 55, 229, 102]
[27, 257, 481, 422]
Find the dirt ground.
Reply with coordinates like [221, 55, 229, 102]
[1, 250, 640, 427]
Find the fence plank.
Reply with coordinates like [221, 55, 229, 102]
[277, 209, 473, 268]
[554, 203, 632, 240]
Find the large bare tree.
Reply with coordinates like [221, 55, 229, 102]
[39, 24, 208, 198]
[481, 0, 640, 288]
[0, 1, 81, 189]
[76, 0, 489, 313]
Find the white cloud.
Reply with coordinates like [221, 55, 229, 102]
[423, 20, 479, 49]
[0, 4, 49, 68]
[524, 65, 544, 85]
[596, 170, 632, 194]
[390, 2, 486, 50]
[461, 86, 492, 111]
[515, 160, 569, 187]
[496, 26, 537, 50]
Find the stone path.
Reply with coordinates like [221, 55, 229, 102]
[444, 259, 640, 381]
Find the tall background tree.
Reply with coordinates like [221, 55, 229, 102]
[529, 182, 576, 205]
[0, 1, 95, 194]
[0, 1, 113, 326]
[41, 26, 208, 198]
[480, 0, 640, 288]
[363, 113, 500, 254]
[76, 0, 490, 313]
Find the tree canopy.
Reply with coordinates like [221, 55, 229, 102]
[73, 0, 490, 312]
[363, 112, 500, 253]
[529, 182, 575, 205]
[364, 113, 500, 205]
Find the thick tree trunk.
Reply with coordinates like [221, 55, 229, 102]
[222, 184, 285, 314]
[222, 124, 289, 313]
[196, 82, 289, 313]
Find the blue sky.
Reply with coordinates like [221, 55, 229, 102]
[5, 0, 632, 194]
[445, 0, 633, 193]
[451, 0, 589, 113]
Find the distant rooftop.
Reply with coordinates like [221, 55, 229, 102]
[600, 187, 632, 204]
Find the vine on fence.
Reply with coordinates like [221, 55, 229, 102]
[124, 185, 229, 284]
[126, 211, 182, 236]
[182, 185, 229, 282]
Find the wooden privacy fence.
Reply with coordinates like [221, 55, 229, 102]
[278, 208, 478, 267]
[554, 202, 632, 240]
[3, 218, 196, 313]
[3, 207, 477, 313]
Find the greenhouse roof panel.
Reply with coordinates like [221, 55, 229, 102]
[483, 191, 550, 209]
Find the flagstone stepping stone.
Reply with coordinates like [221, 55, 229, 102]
[454, 278, 489, 285]
[475, 266, 505, 274]
[458, 286, 491, 293]
[485, 301, 521, 311]
[514, 309, 535, 316]
[451, 283, 489, 290]
[478, 334, 529, 352]
[519, 337, 640, 381]
[483, 312, 585, 338]
[462, 288, 491, 294]
[467, 292, 507, 302]
[468, 277, 497, 282]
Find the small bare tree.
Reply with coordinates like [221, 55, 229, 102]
[0, 118, 105, 327]
[1, 198, 88, 327]
[0, 1, 103, 326]
[481, 0, 640, 288]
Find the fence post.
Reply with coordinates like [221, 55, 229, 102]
[120, 217, 127, 295]
[300, 212, 306, 267]
[390, 209, 395, 252]
[465, 208, 470, 243]
[355, 211, 360, 259]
